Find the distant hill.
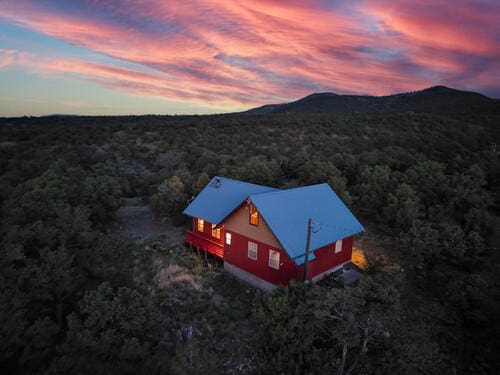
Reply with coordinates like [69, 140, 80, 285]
[41, 114, 80, 118]
[244, 86, 500, 115]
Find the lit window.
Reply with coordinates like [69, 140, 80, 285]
[335, 240, 343, 253]
[269, 249, 280, 270]
[249, 204, 259, 226]
[248, 241, 258, 260]
[225, 232, 232, 245]
[197, 219, 204, 232]
[211, 224, 221, 239]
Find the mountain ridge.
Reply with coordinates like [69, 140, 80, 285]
[244, 86, 499, 115]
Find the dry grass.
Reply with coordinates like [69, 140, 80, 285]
[154, 263, 201, 290]
[355, 230, 404, 276]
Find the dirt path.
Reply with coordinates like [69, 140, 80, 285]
[110, 200, 184, 247]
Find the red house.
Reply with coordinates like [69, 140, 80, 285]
[183, 177, 364, 290]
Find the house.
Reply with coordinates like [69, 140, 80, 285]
[183, 176, 364, 290]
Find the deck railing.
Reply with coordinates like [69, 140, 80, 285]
[185, 230, 224, 258]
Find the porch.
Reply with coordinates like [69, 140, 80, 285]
[185, 230, 224, 258]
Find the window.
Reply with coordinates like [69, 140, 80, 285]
[247, 241, 258, 260]
[335, 239, 343, 253]
[211, 224, 221, 239]
[225, 232, 232, 245]
[197, 218, 204, 232]
[249, 204, 259, 226]
[269, 249, 280, 270]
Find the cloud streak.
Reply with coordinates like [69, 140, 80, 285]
[0, 48, 19, 68]
[0, 0, 498, 111]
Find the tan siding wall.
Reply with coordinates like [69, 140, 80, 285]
[224, 205, 282, 249]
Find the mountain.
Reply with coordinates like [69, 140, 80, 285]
[244, 86, 500, 115]
[41, 114, 80, 118]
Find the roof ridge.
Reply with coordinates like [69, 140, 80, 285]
[250, 182, 329, 198]
[248, 181, 363, 265]
[211, 176, 277, 190]
[183, 176, 278, 224]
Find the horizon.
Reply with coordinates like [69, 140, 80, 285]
[0, 85, 497, 119]
[1, 1, 499, 116]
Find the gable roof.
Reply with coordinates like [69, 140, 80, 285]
[182, 176, 278, 224]
[250, 184, 364, 266]
[183, 177, 364, 267]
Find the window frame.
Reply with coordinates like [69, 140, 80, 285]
[225, 232, 232, 245]
[335, 239, 343, 253]
[247, 241, 258, 260]
[197, 218, 204, 232]
[268, 249, 280, 270]
[249, 204, 259, 226]
[211, 223, 221, 239]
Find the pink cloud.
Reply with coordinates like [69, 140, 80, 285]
[15, 53, 270, 107]
[366, 0, 499, 56]
[0, 0, 498, 108]
[0, 49, 18, 68]
[363, 1, 500, 87]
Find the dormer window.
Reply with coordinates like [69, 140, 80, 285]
[249, 204, 259, 226]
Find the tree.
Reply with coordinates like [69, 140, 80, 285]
[354, 165, 394, 216]
[237, 155, 283, 186]
[31, 245, 83, 330]
[81, 173, 124, 223]
[83, 234, 137, 283]
[0, 264, 29, 369]
[331, 153, 358, 185]
[399, 221, 469, 273]
[252, 282, 328, 375]
[403, 161, 450, 219]
[0, 166, 96, 372]
[50, 283, 166, 374]
[448, 165, 492, 231]
[315, 277, 399, 375]
[0, 242, 85, 372]
[383, 183, 423, 230]
[170, 338, 222, 375]
[150, 175, 187, 217]
[191, 172, 210, 195]
[252, 279, 399, 375]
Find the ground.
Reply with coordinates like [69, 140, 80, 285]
[110, 200, 261, 373]
[111, 197, 184, 246]
[354, 222, 404, 276]
[111, 199, 398, 286]
[108, 200, 420, 373]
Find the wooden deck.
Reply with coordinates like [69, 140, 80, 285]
[185, 230, 224, 258]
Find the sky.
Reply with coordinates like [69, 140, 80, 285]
[0, 0, 499, 116]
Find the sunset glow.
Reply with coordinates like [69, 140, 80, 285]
[1, 0, 498, 116]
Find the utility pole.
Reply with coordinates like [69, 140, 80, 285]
[303, 218, 312, 283]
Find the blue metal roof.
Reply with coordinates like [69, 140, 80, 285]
[250, 184, 364, 266]
[182, 176, 278, 224]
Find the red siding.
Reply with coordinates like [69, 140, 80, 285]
[185, 219, 354, 286]
[300, 236, 354, 281]
[185, 218, 224, 258]
[224, 231, 301, 285]
[224, 232, 354, 285]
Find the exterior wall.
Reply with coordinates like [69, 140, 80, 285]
[224, 230, 301, 285]
[185, 217, 224, 258]
[192, 217, 224, 243]
[223, 204, 282, 249]
[298, 236, 354, 281]
[186, 216, 355, 286]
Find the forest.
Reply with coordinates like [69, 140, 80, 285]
[1, 109, 499, 374]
